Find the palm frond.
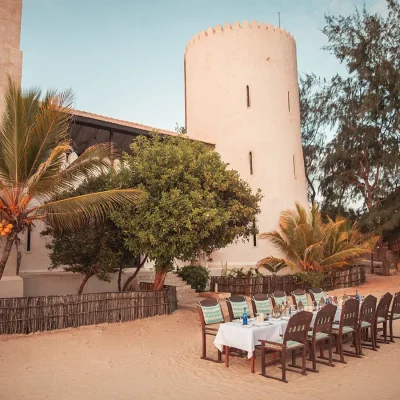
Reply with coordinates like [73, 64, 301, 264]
[31, 188, 144, 231]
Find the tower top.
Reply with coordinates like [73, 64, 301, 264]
[0, 0, 23, 49]
[185, 20, 295, 56]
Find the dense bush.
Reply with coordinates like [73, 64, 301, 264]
[177, 265, 210, 292]
[295, 271, 326, 288]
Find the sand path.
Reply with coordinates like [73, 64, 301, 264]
[0, 274, 399, 400]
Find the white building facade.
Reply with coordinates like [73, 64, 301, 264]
[0, 0, 307, 297]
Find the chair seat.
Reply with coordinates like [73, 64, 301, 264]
[393, 313, 400, 320]
[377, 317, 386, 324]
[307, 331, 329, 340]
[265, 337, 303, 350]
[361, 321, 371, 329]
[332, 324, 354, 334]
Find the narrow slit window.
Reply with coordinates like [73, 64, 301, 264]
[288, 91, 291, 112]
[252, 218, 257, 247]
[246, 85, 250, 108]
[293, 154, 297, 179]
[26, 225, 32, 252]
[249, 151, 253, 175]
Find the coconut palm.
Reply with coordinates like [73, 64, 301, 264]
[0, 78, 142, 280]
[258, 202, 379, 272]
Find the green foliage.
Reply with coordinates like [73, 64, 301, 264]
[111, 134, 262, 283]
[259, 203, 379, 272]
[295, 271, 326, 288]
[320, 1, 400, 213]
[299, 74, 331, 205]
[43, 174, 138, 293]
[177, 265, 210, 292]
[0, 78, 142, 280]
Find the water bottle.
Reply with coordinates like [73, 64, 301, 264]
[289, 305, 292, 316]
[355, 290, 360, 301]
[242, 307, 248, 325]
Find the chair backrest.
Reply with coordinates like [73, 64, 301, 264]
[283, 311, 313, 344]
[359, 295, 377, 325]
[271, 290, 287, 307]
[312, 304, 337, 337]
[226, 295, 251, 321]
[339, 298, 359, 330]
[251, 293, 272, 315]
[391, 292, 400, 317]
[309, 287, 325, 304]
[292, 288, 311, 307]
[197, 299, 225, 326]
[376, 292, 393, 320]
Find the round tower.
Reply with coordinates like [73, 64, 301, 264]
[184, 20, 308, 269]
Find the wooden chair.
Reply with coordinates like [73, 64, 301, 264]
[330, 298, 360, 363]
[259, 311, 313, 383]
[388, 292, 400, 342]
[305, 304, 337, 372]
[375, 292, 393, 345]
[357, 295, 378, 354]
[309, 288, 325, 305]
[197, 299, 225, 362]
[251, 293, 272, 317]
[226, 295, 251, 321]
[292, 288, 312, 308]
[270, 290, 287, 308]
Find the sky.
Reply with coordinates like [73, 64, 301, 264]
[21, 0, 388, 132]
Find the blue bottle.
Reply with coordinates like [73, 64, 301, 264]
[289, 305, 292, 316]
[355, 290, 360, 301]
[242, 308, 248, 325]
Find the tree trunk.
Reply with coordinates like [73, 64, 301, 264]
[122, 254, 148, 291]
[0, 233, 16, 280]
[153, 269, 167, 290]
[118, 267, 123, 292]
[78, 273, 93, 295]
[15, 238, 22, 276]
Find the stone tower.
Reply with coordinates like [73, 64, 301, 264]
[184, 21, 308, 270]
[0, 0, 23, 116]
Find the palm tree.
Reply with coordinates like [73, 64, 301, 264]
[258, 202, 379, 272]
[0, 78, 142, 280]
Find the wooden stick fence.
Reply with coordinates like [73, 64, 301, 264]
[0, 284, 178, 335]
[210, 265, 366, 295]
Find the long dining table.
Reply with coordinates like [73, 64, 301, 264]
[213, 308, 342, 373]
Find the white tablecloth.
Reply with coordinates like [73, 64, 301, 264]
[214, 318, 288, 359]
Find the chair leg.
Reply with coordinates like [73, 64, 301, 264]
[328, 337, 333, 366]
[217, 349, 222, 362]
[260, 343, 266, 376]
[353, 331, 359, 357]
[390, 319, 394, 342]
[370, 326, 377, 351]
[201, 332, 206, 358]
[309, 342, 315, 373]
[291, 348, 296, 366]
[282, 351, 287, 383]
[339, 334, 345, 363]
[319, 341, 324, 359]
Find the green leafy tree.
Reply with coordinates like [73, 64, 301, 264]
[43, 175, 144, 294]
[112, 134, 262, 289]
[320, 1, 400, 214]
[299, 74, 331, 205]
[258, 203, 379, 272]
[0, 78, 142, 280]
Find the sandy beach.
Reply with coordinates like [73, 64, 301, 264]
[1, 274, 400, 400]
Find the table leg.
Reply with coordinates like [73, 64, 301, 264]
[225, 345, 229, 368]
[250, 352, 255, 373]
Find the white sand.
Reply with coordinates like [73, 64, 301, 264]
[0, 274, 400, 400]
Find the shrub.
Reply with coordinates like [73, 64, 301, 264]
[178, 265, 210, 292]
[295, 271, 326, 288]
